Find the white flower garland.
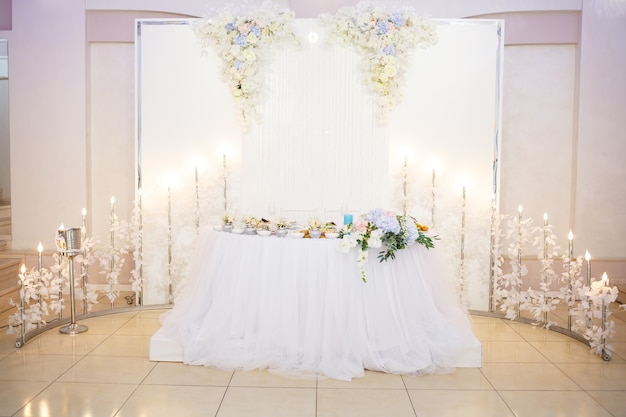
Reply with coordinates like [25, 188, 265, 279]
[193, 1, 298, 129]
[321, 1, 438, 121]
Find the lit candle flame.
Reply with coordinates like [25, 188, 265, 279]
[20, 264, 26, 274]
[37, 242, 43, 253]
[568, 230, 573, 241]
[543, 213, 548, 222]
[602, 272, 609, 286]
[58, 223, 65, 231]
[518, 205, 523, 213]
[110, 196, 115, 205]
[82, 208, 87, 216]
[585, 250, 590, 262]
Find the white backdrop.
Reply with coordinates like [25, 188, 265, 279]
[136, 17, 503, 310]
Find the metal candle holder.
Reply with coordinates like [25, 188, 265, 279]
[57, 227, 89, 335]
[459, 186, 466, 298]
[567, 230, 574, 331]
[81, 209, 88, 314]
[517, 206, 523, 318]
[167, 186, 173, 303]
[542, 214, 549, 324]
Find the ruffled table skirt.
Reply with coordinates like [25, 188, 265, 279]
[149, 229, 482, 381]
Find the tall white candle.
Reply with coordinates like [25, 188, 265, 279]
[602, 272, 609, 286]
[37, 242, 43, 273]
[568, 230, 574, 261]
[194, 165, 200, 232]
[585, 250, 591, 287]
[81, 208, 87, 242]
[110, 196, 115, 242]
[223, 154, 229, 213]
[430, 168, 436, 226]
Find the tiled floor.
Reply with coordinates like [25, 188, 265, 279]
[0, 306, 625, 417]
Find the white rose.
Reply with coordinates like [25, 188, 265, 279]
[242, 48, 256, 61]
[368, 229, 383, 248]
[246, 32, 258, 45]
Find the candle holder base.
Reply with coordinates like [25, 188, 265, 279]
[59, 323, 88, 335]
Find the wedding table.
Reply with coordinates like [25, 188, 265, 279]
[149, 229, 482, 381]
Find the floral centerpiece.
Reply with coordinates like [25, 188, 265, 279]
[193, 2, 298, 129]
[308, 217, 323, 230]
[223, 213, 235, 225]
[274, 217, 290, 229]
[339, 208, 436, 282]
[321, 1, 438, 121]
[243, 216, 259, 228]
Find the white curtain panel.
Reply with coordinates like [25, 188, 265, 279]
[137, 18, 502, 310]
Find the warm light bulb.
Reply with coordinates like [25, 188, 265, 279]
[37, 242, 43, 253]
[585, 250, 590, 262]
[568, 230, 573, 240]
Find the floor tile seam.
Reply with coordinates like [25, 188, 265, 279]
[6, 379, 56, 417]
[315, 385, 420, 390]
[214, 377, 235, 417]
[501, 322, 561, 363]
[404, 388, 497, 392]
[107, 383, 145, 417]
[552, 362, 622, 392]
[141, 381, 233, 387]
[87, 353, 150, 358]
[398, 383, 419, 417]
[226, 385, 320, 390]
[483, 359, 550, 365]
[485, 386, 517, 417]
[107, 358, 162, 416]
[477, 366, 499, 393]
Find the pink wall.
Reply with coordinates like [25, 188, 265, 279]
[0, 0, 10, 30]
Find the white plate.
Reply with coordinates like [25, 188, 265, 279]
[325, 232, 339, 239]
[257, 230, 272, 236]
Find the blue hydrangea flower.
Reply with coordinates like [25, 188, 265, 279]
[225, 21, 236, 33]
[234, 59, 242, 70]
[383, 44, 396, 55]
[365, 208, 385, 223]
[375, 215, 401, 234]
[234, 33, 248, 47]
[389, 13, 406, 27]
[250, 24, 261, 37]
[375, 20, 388, 35]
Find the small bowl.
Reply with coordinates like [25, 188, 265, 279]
[257, 230, 272, 236]
[325, 232, 339, 239]
[290, 232, 304, 238]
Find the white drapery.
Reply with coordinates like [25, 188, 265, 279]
[137, 18, 503, 310]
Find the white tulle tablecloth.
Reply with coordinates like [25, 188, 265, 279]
[149, 229, 482, 381]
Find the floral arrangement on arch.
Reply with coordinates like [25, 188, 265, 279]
[321, 1, 438, 121]
[339, 208, 435, 282]
[193, 1, 298, 128]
